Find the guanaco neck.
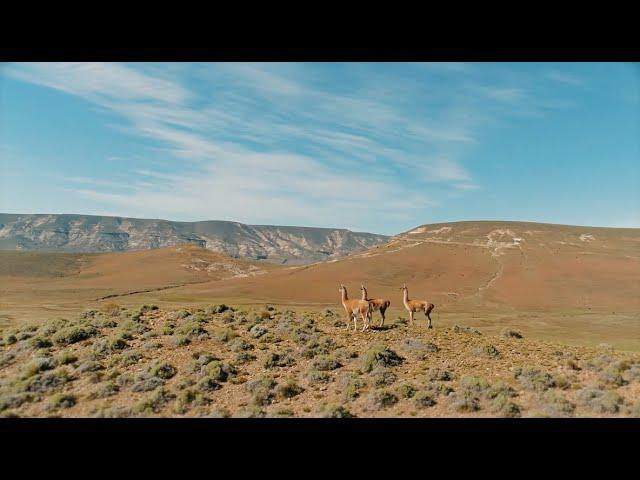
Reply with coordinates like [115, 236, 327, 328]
[341, 288, 348, 304]
[361, 287, 368, 301]
[403, 288, 410, 307]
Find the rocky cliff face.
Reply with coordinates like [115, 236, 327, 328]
[0, 214, 388, 264]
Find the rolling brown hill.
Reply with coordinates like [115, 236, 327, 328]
[0, 245, 281, 327]
[171, 221, 640, 311]
[1, 221, 639, 349]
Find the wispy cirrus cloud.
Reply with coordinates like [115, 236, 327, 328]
[3, 62, 574, 233]
[545, 71, 586, 88]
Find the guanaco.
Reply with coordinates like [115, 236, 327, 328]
[360, 285, 391, 328]
[339, 284, 373, 332]
[399, 284, 435, 328]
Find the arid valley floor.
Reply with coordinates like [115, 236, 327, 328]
[1, 221, 639, 417]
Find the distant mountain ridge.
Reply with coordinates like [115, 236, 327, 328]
[0, 213, 389, 264]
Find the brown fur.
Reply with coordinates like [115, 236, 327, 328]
[339, 285, 373, 331]
[360, 285, 391, 327]
[400, 284, 435, 328]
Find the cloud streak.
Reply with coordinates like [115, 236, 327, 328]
[3, 62, 572, 233]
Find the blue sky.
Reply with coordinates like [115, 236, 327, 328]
[0, 62, 638, 235]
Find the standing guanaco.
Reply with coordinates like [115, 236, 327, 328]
[360, 285, 391, 328]
[339, 284, 373, 332]
[400, 284, 435, 328]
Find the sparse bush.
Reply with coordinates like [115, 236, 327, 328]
[300, 335, 337, 359]
[598, 360, 630, 387]
[424, 367, 453, 382]
[147, 361, 177, 380]
[140, 341, 161, 352]
[361, 344, 403, 373]
[48, 393, 76, 409]
[263, 351, 296, 369]
[93, 334, 129, 355]
[131, 375, 165, 393]
[139, 304, 158, 314]
[119, 319, 150, 335]
[90, 381, 119, 399]
[172, 309, 191, 320]
[414, 390, 437, 408]
[275, 379, 304, 400]
[175, 321, 207, 338]
[452, 325, 481, 335]
[101, 303, 122, 317]
[577, 387, 624, 413]
[93, 406, 132, 418]
[475, 344, 500, 359]
[171, 334, 191, 347]
[92, 317, 118, 329]
[205, 304, 229, 315]
[39, 318, 69, 337]
[565, 359, 581, 371]
[319, 404, 354, 418]
[631, 401, 640, 418]
[501, 329, 523, 339]
[311, 355, 341, 371]
[398, 384, 417, 399]
[161, 321, 175, 336]
[515, 367, 556, 391]
[56, 351, 78, 365]
[245, 376, 276, 406]
[484, 381, 515, 400]
[213, 327, 238, 343]
[367, 390, 398, 410]
[52, 326, 97, 345]
[272, 409, 295, 417]
[228, 338, 254, 352]
[307, 370, 331, 385]
[22, 357, 56, 378]
[75, 360, 104, 374]
[29, 336, 53, 349]
[0, 352, 16, 368]
[0, 393, 32, 411]
[623, 363, 640, 383]
[234, 352, 257, 364]
[207, 407, 231, 418]
[401, 338, 439, 359]
[490, 395, 521, 417]
[114, 350, 143, 367]
[233, 406, 266, 418]
[459, 376, 490, 394]
[424, 382, 455, 397]
[333, 347, 358, 363]
[338, 372, 365, 400]
[370, 367, 397, 387]
[197, 376, 222, 393]
[134, 388, 176, 415]
[539, 390, 575, 417]
[249, 324, 268, 338]
[448, 391, 480, 412]
[203, 361, 235, 382]
[174, 389, 208, 414]
[115, 372, 134, 388]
